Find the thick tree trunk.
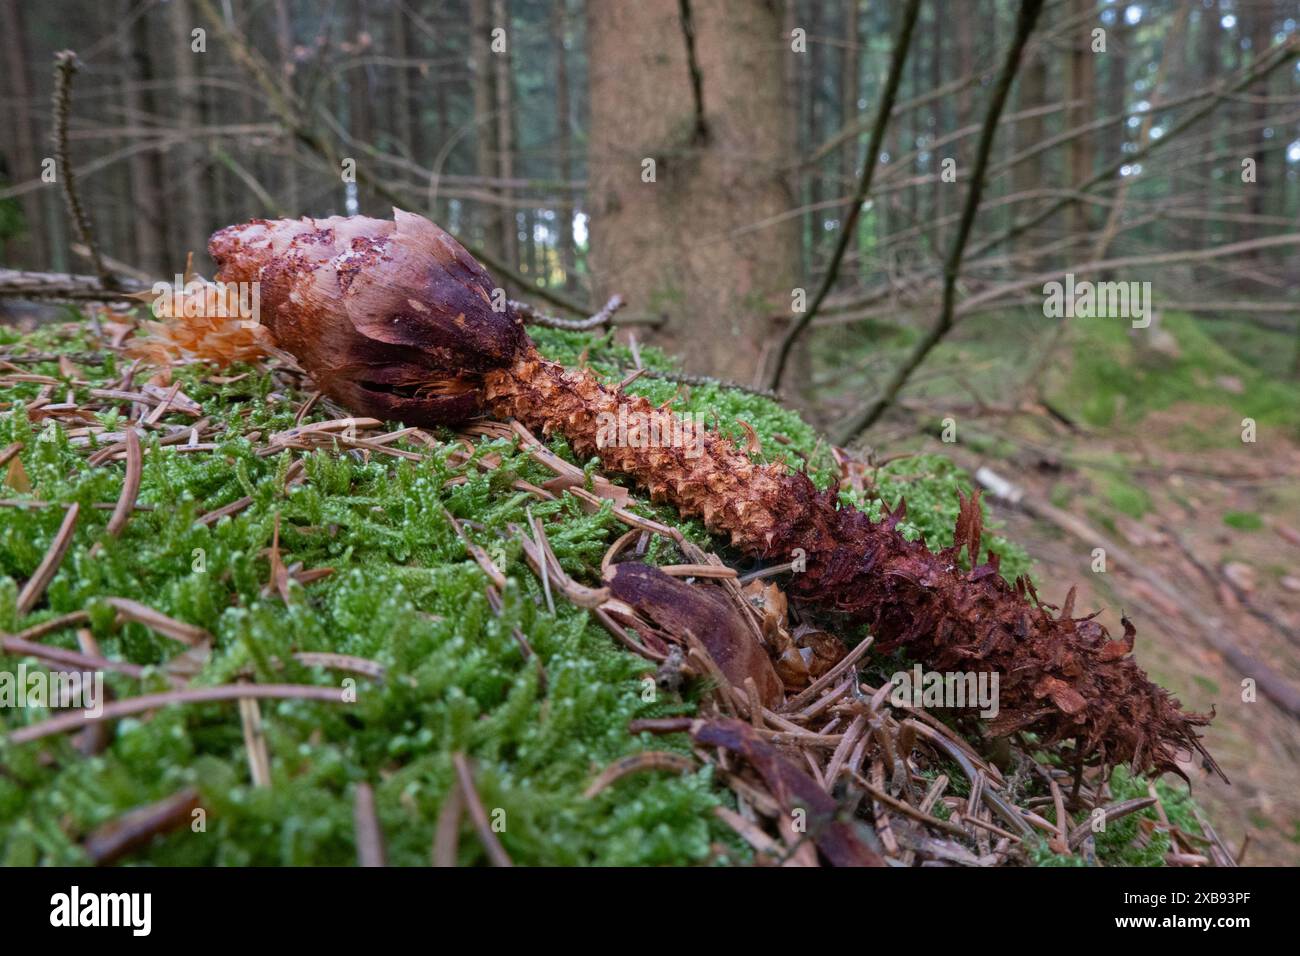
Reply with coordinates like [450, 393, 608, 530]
[586, 0, 797, 383]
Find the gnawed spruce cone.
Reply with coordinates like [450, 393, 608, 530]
[202, 209, 1222, 783]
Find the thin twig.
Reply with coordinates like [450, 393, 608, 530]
[51, 51, 113, 289]
[511, 294, 625, 331]
[834, 0, 1046, 443]
[767, 0, 922, 391]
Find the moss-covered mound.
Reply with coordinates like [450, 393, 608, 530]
[5, 316, 1195, 866]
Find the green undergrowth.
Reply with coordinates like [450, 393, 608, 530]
[1045, 310, 1300, 441]
[0, 317, 1156, 865]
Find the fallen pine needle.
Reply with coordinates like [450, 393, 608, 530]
[104, 597, 213, 646]
[452, 752, 512, 867]
[353, 782, 387, 867]
[16, 502, 79, 615]
[238, 688, 272, 788]
[83, 787, 203, 866]
[583, 751, 697, 799]
[1067, 796, 1156, 849]
[8, 683, 348, 744]
[103, 426, 142, 539]
[432, 784, 465, 868]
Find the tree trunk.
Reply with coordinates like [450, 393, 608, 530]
[348, 1, 374, 212]
[1012, 43, 1047, 262]
[0, 0, 41, 269]
[1104, 14, 1130, 163]
[273, 0, 299, 216]
[171, 0, 209, 266]
[1065, 0, 1096, 238]
[553, 0, 577, 289]
[390, 0, 414, 160]
[586, 0, 797, 382]
[470, 0, 501, 257]
[1244, 2, 1274, 256]
[492, 0, 517, 272]
[1198, 0, 1221, 248]
[841, 0, 861, 221]
[118, 0, 167, 274]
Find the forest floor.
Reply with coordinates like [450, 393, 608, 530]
[1, 299, 1292, 865]
[814, 308, 1300, 865]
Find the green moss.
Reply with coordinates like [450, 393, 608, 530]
[1103, 477, 1151, 519]
[1047, 310, 1300, 440]
[0, 318, 1169, 866]
[0, 322, 732, 865]
[1221, 511, 1263, 532]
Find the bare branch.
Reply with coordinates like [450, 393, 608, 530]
[834, 0, 1047, 444]
[767, 0, 922, 392]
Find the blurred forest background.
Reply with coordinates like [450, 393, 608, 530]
[1, 0, 1296, 393]
[1, 0, 1299, 860]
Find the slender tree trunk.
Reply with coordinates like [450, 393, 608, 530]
[171, 0, 209, 264]
[470, 0, 501, 256]
[1065, 0, 1096, 238]
[1198, 0, 1221, 248]
[273, 0, 299, 216]
[1245, 2, 1274, 255]
[391, 0, 414, 159]
[0, 0, 41, 269]
[1012, 44, 1047, 263]
[841, 0, 860, 208]
[348, 1, 374, 212]
[492, 0, 517, 271]
[119, 0, 167, 274]
[553, 0, 576, 289]
[805, 1, 823, 272]
[1104, 15, 1130, 162]
[586, 0, 798, 382]
[929, 2, 944, 249]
